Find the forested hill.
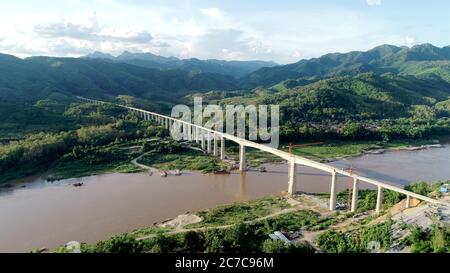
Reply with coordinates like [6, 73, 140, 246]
[84, 51, 278, 79]
[0, 53, 238, 103]
[240, 44, 450, 89]
[216, 72, 450, 141]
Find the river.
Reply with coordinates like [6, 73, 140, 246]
[0, 144, 449, 252]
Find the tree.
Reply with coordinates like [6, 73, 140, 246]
[100, 235, 142, 253]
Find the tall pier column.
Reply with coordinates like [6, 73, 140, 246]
[287, 159, 297, 195]
[195, 128, 200, 144]
[405, 195, 411, 209]
[351, 178, 359, 213]
[213, 135, 218, 156]
[376, 186, 384, 213]
[183, 124, 188, 140]
[220, 137, 226, 160]
[201, 131, 206, 150]
[329, 171, 337, 211]
[187, 125, 192, 141]
[239, 144, 246, 172]
[207, 132, 212, 154]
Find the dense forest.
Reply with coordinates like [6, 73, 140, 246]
[1, 43, 450, 181]
[0, 102, 169, 183]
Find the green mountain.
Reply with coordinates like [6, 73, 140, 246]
[84, 51, 278, 78]
[240, 44, 450, 88]
[0, 53, 238, 103]
[217, 72, 450, 140]
[1, 43, 450, 141]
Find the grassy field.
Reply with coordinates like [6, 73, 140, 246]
[225, 139, 436, 166]
[285, 140, 435, 161]
[45, 141, 145, 181]
[137, 149, 229, 173]
[130, 226, 175, 238]
[186, 196, 291, 229]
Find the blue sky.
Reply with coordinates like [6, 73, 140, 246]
[0, 0, 449, 63]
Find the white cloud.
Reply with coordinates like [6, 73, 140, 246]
[292, 51, 302, 59]
[34, 12, 153, 44]
[200, 8, 224, 20]
[0, 1, 432, 63]
[366, 0, 382, 6]
[405, 36, 416, 46]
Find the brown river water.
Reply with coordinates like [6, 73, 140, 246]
[0, 144, 449, 252]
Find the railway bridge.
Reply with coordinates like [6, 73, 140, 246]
[78, 96, 448, 213]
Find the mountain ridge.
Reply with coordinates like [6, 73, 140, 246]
[240, 43, 450, 88]
[83, 51, 278, 78]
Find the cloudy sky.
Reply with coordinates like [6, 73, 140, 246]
[0, 0, 449, 64]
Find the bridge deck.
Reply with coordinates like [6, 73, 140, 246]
[77, 96, 448, 206]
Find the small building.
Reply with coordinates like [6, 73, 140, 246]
[440, 184, 450, 194]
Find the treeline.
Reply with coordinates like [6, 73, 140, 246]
[317, 219, 394, 253]
[76, 210, 337, 253]
[279, 118, 450, 142]
[0, 103, 168, 183]
[403, 225, 450, 253]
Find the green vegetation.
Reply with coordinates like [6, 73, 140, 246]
[237, 72, 450, 142]
[286, 139, 434, 161]
[317, 219, 394, 253]
[186, 197, 291, 228]
[0, 102, 168, 184]
[138, 145, 228, 173]
[403, 225, 450, 253]
[241, 44, 450, 88]
[46, 142, 145, 181]
[0, 53, 238, 105]
[405, 181, 445, 198]
[73, 194, 341, 253]
[80, 208, 335, 253]
[131, 226, 175, 238]
[334, 189, 404, 213]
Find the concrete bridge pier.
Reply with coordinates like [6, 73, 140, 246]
[195, 128, 200, 144]
[201, 131, 206, 150]
[187, 125, 192, 141]
[220, 137, 226, 160]
[213, 135, 218, 156]
[376, 186, 384, 213]
[405, 195, 411, 209]
[183, 124, 188, 141]
[239, 144, 246, 172]
[351, 178, 359, 213]
[329, 171, 337, 210]
[288, 159, 297, 195]
[207, 132, 212, 154]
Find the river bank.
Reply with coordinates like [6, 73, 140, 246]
[233, 139, 442, 166]
[1, 140, 449, 252]
[55, 187, 450, 253]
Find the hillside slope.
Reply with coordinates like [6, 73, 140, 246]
[240, 44, 450, 88]
[0, 54, 238, 103]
